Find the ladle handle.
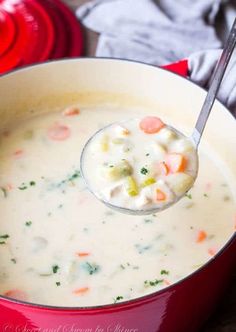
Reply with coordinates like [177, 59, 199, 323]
[191, 18, 236, 147]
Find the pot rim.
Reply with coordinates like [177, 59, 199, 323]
[0, 57, 235, 311]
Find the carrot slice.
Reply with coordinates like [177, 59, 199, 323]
[13, 149, 24, 158]
[4, 289, 28, 301]
[73, 287, 89, 295]
[196, 230, 207, 243]
[76, 252, 90, 257]
[156, 188, 166, 201]
[165, 153, 186, 173]
[63, 107, 80, 116]
[48, 124, 71, 141]
[139, 116, 165, 134]
[159, 161, 169, 175]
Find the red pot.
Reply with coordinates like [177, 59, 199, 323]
[0, 58, 235, 332]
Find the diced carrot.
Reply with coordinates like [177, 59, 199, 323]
[164, 279, 170, 286]
[196, 230, 207, 243]
[156, 188, 167, 201]
[4, 289, 28, 301]
[6, 183, 13, 191]
[139, 116, 165, 134]
[48, 124, 71, 141]
[63, 107, 80, 116]
[13, 149, 24, 158]
[76, 252, 90, 257]
[208, 248, 217, 256]
[159, 161, 169, 176]
[73, 287, 89, 295]
[165, 153, 186, 173]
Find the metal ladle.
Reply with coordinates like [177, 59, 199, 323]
[80, 18, 236, 215]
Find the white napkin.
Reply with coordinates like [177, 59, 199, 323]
[189, 48, 236, 114]
[76, 0, 236, 115]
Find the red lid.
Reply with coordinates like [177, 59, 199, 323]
[0, 8, 16, 57]
[0, 0, 83, 74]
[51, 0, 83, 57]
[39, 0, 70, 59]
[21, 0, 55, 63]
[0, 0, 54, 73]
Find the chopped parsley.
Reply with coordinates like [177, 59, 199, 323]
[18, 184, 27, 190]
[52, 265, 59, 274]
[140, 167, 148, 175]
[18, 181, 36, 190]
[0, 234, 9, 239]
[0, 187, 7, 198]
[120, 262, 136, 270]
[51, 169, 81, 190]
[83, 262, 100, 275]
[145, 153, 150, 156]
[56, 282, 61, 286]
[11, 258, 17, 264]
[114, 296, 124, 303]
[144, 279, 164, 287]
[0, 234, 9, 244]
[160, 269, 169, 275]
[67, 170, 81, 182]
[185, 193, 192, 199]
[25, 221, 32, 227]
[144, 219, 153, 223]
[203, 193, 208, 197]
[135, 243, 152, 254]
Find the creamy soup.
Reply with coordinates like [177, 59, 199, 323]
[81, 116, 198, 213]
[0, 103, 235, 307]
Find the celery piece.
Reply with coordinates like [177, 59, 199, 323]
[105, 160, 133, 181]
[126, 176, 139, 196]
[141, 177, 156, 187]
[100, 135, 109, 152]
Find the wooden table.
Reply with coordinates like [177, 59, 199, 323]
[64, 1, 236, 331]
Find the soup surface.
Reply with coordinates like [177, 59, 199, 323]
[0, 103, 235, 306]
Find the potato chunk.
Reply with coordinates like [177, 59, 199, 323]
[166, 173, 194, 195]
[104, 160, 133, 181]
